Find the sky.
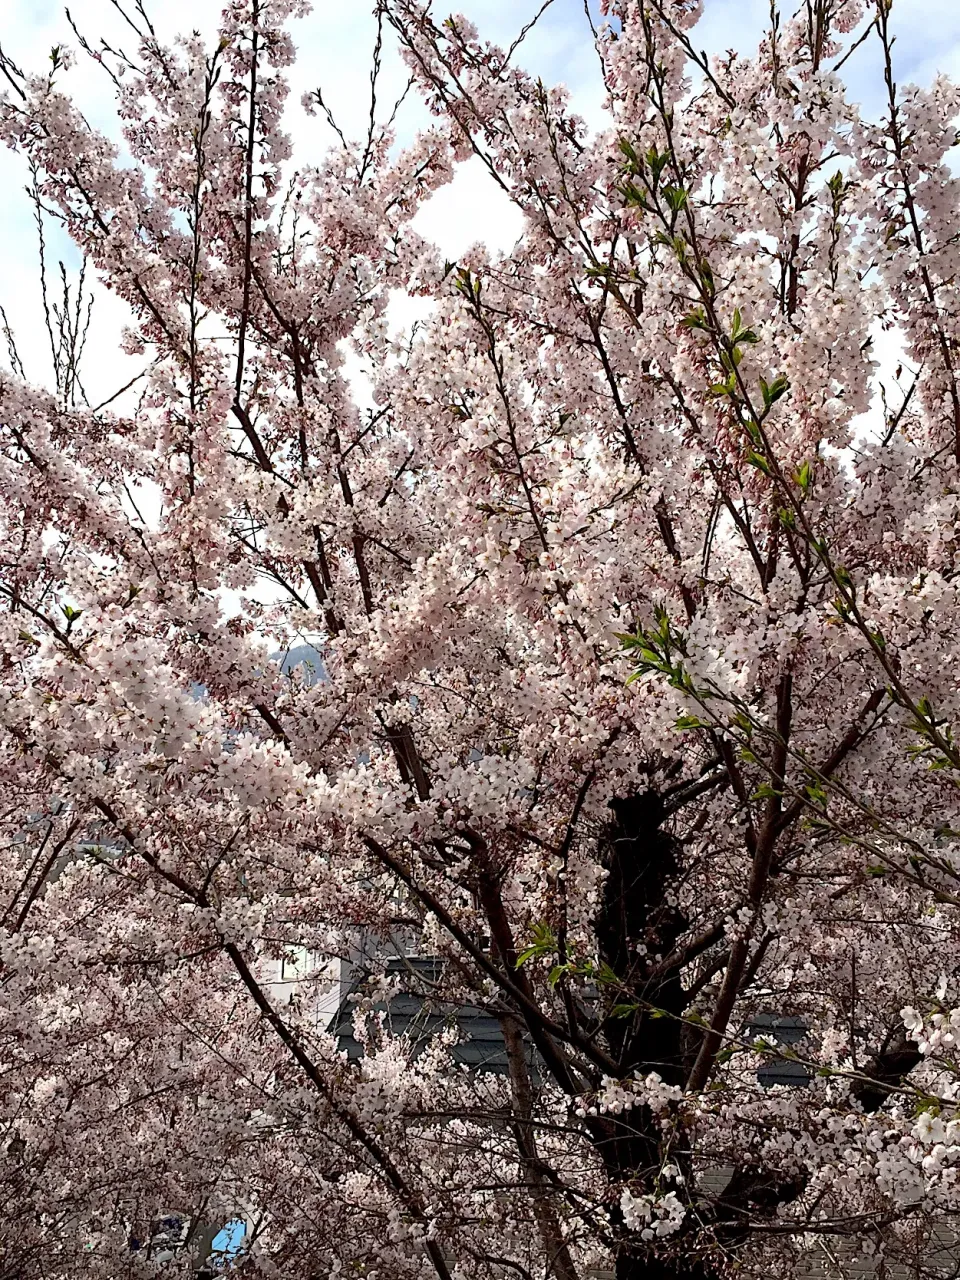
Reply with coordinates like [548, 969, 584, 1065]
[0, 0, 958, 403]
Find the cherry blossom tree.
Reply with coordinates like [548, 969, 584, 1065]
[1, 0, 960, 1276]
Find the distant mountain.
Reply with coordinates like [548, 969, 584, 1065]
[188, 644, 325, 703]
[273, 644, 325, 686]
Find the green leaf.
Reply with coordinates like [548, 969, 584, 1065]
[794, 459, 813, 491]
[454, 266, 482, 301]
[638, 646, 666, 666]
[645, 146, 672, 189]
[746, 450, 772, 475]
[681, 307, 708, 331]
[805, 781, 828, 807]
[515, 922, 557, 968]
[610, 1002, 639, 1019]
[751, 783, 782, 801]
[675, 714, 706, 730]
[620, 181, 652, 211]
[801, 816, 832, 832]
[707, 376, 736, 398]
[731, 310, 759, 347]
[760, 375, 790, 409]
[618, 137, 638, 166]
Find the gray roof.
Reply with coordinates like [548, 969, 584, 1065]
[332, 957, 515, 1075]
[745, 1014, 812, 1088]
[334, 973, 812, 1087]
